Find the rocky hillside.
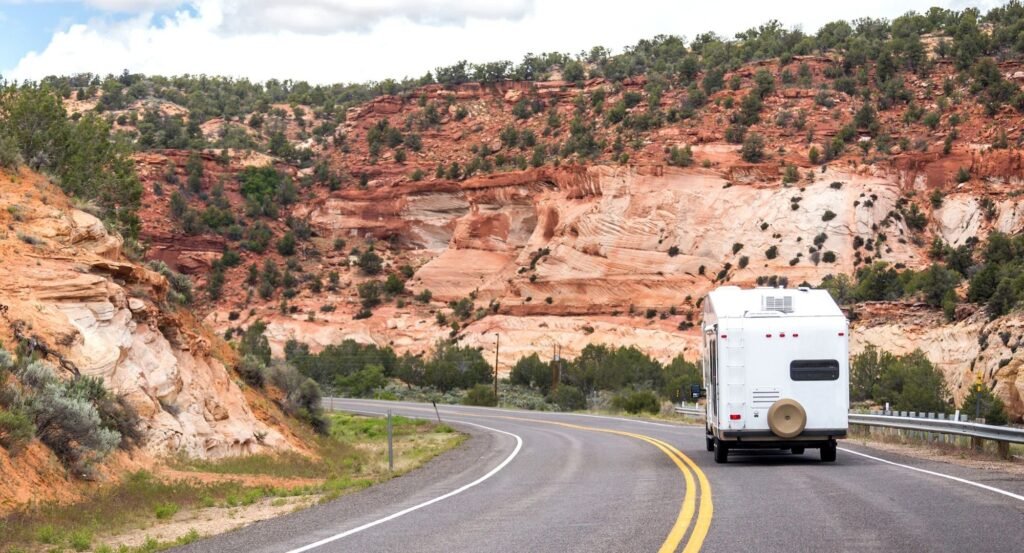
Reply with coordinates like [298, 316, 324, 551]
[20, 6, 1024, 421]
[0, 168, 298, 510]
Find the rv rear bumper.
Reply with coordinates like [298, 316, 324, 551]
[719, 428, 847, 440]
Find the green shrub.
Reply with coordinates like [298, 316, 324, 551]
[510, 353, 552, 394]
[667, 145, 693, 167]
[357, 249, 383, 275]
[463, 384, 498, 407]
[68, 529, 93, 551]
[612, 390, 660, 414]
[547, 385, 586, 411]
[0, 408, 34, 454]
[961, 380, 1008, 425]
[154, 502, 179, 520]
[383, 273, 405, 295]
[21, 362, 121, 474]
[276, 232, 297, 256]
[850, 346, 948, 412]
[956, 167, 970, 183]
[0, 127, 21, 169]
[335, 365, 387, 398]
[237, 355, 267, 388]
[740, 133, 765, 162]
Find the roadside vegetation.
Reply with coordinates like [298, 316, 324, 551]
[849, 345, 1008, 424]
[0, 413, 460, 552]
[273, 322, 701, 415]
[820, 232, 1024, 321]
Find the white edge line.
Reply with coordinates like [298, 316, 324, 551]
[839, 447, 1024, 503]
[285, 416, 523, 553]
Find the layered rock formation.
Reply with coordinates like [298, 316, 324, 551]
[0, 170, 291, 460]
[114, 58, 1024, 421]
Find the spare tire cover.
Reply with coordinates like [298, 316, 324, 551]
[767, 398, 807, 438]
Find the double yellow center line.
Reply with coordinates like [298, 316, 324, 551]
[488, 415, 713, 553]
[347, 400, 715, 553]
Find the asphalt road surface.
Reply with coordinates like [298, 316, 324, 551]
[174, 399, 1024, 553]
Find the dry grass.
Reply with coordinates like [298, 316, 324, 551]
[0, 414, 462, 552]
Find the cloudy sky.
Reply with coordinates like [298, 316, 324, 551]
[0, 0, 1003, 85]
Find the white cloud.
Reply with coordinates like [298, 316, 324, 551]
[219, 0, 534, 34]
[4, 0, 990, 85]
[81, 0, 184, 11]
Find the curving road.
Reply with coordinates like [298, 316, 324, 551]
[175, 399, 1024, 553]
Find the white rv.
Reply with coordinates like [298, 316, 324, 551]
[700, 286, 849, 463]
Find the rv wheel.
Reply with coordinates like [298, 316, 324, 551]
[791, 447, 805, 455]
[705, 436, 715, 452]
[714, 441, 728, 464]
[820, 442, 837, 462]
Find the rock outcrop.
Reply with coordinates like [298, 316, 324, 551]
[0, 170, 292, 461]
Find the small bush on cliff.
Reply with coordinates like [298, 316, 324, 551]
[0, 408, 34, 454]
[808, 146, 820, 164]
[239, 321, 272, 366]
[667, 145, 693, 167]
[238, 354, 267, 388]
[17, 362, 122, 475]
[357, 248, 383, 275]
[147, 261, 193, 305]
[740, 133, 765, 162]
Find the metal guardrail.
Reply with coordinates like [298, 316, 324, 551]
[674, 405, 705, 417]
[847, 413, 1024, 445]
[674, 404, 1024, 458]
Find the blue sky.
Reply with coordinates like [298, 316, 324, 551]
[0, 1, 1004, 85]
[0, 2, 95, 73]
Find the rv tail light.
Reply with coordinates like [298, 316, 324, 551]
[779, 332, 786, 337]
[838, 332, 846, 336]
[729, 414, 742, 420]
[765, 333, 772, 338]
[721, 334, 727, 339]
[792, 333, 799, 338]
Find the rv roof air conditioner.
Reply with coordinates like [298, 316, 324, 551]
[762, 295, 793, 313]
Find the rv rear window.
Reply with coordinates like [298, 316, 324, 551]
[790, 360, 840, 381]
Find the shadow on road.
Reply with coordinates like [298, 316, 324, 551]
[715, 449, 832, 466]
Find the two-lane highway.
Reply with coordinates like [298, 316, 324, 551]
[175, 399, 1024, 553]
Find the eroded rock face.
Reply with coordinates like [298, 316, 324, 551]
[0, 172, 290, 460]
[852, 303, 1024, 420]
[202, 162, 1024, 420]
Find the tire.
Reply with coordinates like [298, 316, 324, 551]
[706, 435, 715, 452]
[820, 442, 837, 462]
[767, 398, 807, 438]
[791, 447, 805, 455]
[714, 441, 729, 464]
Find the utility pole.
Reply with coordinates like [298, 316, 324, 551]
[494, 333, 500, 400]
[552, 344, 560, 392]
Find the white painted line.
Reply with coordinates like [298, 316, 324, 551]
[285, 419, 523, 553]
[839, 447, 1024, 503]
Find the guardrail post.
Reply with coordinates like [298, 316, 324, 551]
[997, 440, 1010, 460]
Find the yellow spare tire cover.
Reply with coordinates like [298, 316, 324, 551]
[767, 398, 806, 439]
